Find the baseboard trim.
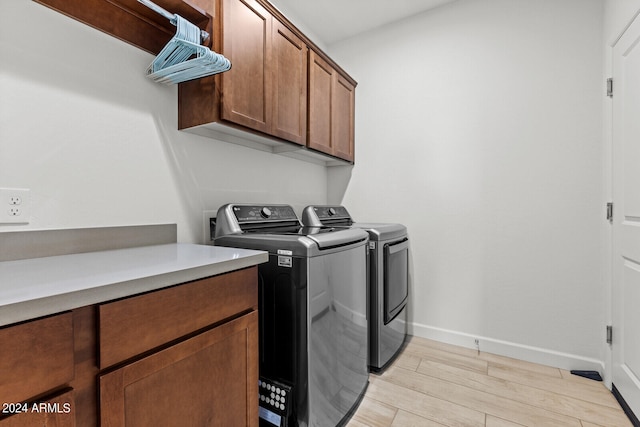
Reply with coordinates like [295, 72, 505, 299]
[613, 384, 640, 427]
[410, 322, 604, 373]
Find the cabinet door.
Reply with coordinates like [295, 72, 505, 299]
[99, 311, 258, 427]
[272, 20, 307, 145]
[0, 313, 74, 404]
[332, 74, 355, 162]
[0, 390, 75, 427]
[308, 51, 334, 156]
[221, 0, 272, 133]
[98, 267, 257, 369]
[0, 390, 76, 427]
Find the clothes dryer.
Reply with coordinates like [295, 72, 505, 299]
[302, 206, 409, 371]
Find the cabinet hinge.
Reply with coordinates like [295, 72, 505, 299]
[607, 78, 614, 98]
[607, 202, 614, 223]
[607, 325, 613, 345]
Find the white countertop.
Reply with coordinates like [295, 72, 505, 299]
[0, 243, 268, 327]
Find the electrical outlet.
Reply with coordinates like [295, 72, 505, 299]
[202, 210, 218, 244]
[0, 188, 31, 224]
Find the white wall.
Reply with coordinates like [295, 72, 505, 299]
[0, 0, 327, 243]
[328, 0, 605, 368]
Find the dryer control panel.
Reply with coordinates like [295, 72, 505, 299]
[312, 206, 351, 221]
[233, 205, 298, 223]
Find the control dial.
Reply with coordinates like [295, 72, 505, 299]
[328, 207, 337, 216]
[260, 207, 272, 219]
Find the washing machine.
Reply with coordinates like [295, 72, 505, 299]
[213, 204, 369, 427]
[302, 205, 409, 372]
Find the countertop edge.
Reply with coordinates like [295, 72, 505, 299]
[0, 247, 268, 327]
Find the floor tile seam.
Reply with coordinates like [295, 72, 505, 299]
[383, 365, 586, 427]
[485, 364, 623, 410]
[409, 339, 571, 380]
[370, 375, 486, 426]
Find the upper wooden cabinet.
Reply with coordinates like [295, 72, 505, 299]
[218, 0, 273, 134]
[272, 20, 308, 145]
[33, 0, 356, 163]
[179, 0, 356, 163]
[211, 0, 306, 145]
[308, 51, 355, 162]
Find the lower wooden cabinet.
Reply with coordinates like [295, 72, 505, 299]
[0, 266, 259, 426]
[0, 313, 74, 405]
[0, 390, 75, 427]
[100, 311, 258, 426]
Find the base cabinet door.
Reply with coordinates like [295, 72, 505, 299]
[0, 390, 75, 427]
[99, 311, 258, 427]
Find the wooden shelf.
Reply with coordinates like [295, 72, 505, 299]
[33, 0, 212, 54]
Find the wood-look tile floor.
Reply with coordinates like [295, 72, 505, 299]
[346, 336, 633, 427]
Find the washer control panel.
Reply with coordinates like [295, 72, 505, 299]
[233, 205, 298, 223]
[259, 376, 292, 420]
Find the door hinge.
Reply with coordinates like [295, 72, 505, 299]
[607, 202, 614, 223]
[607, 325, 613, 344]
[607, 78, 614, 98]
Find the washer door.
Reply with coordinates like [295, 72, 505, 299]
[384, 238, 409, 324]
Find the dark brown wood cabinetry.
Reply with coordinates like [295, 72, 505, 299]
[98, 267, 259, 426]
[180, 0, 311, 148]
[272, 20, 308, 145]
[308, 51, 355, 162]
[0, 313, 75, 426]
[218, 0, 273, 134]
[180, 0, 355, 162]
[0, 267, 259, 427]
[100, 312, 257, 426]
[213, 0, 308, 144]
[0, 390, 75, 427]
[34, 0, 357, 163]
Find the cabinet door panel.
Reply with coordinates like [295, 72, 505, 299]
[0, 390, 75, 427]
[99, 267, 257, 369]
[0, 313, 74, 404]
[308, 51, 334, 155]
[221, 0, 272, 132]
[272, 21, 307, 145]
[332, 74, 355, 162]
[100, 311, 258, 427]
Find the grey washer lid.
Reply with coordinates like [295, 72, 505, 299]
[302, 205, 407, 242]
[349, 222, 407, 242]
[214, 228, 368, 257]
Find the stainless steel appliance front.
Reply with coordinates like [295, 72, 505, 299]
[301, 205, 409, 371]
[213, 204, 369, 426]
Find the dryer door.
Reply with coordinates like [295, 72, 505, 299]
[384, 238, 409, 324]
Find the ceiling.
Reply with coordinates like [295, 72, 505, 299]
[269, 0, 457, 45]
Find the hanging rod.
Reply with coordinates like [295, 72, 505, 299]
[137, 0, 209, 43]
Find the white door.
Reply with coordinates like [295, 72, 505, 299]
[612, 12, 640, 418]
